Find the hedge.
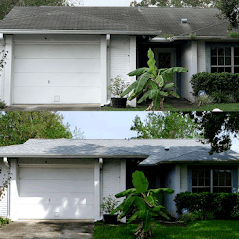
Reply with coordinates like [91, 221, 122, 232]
[190, 72, 239, 103]
[174, 192, 239, 220]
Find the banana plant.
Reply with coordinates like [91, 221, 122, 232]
[110, 170, 174, 238]
[121, 48, 188, 111]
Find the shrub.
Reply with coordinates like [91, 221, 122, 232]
[174, 192, 239, 220]
[197, 94, 215, 106]
[179, 212, 197, 223]
[190, 72, 239, 103]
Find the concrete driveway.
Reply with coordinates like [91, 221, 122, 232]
[2, 104, 101, 111]
[0, 220, 94, 239]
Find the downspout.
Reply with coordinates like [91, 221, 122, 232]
[102, 34, 111, 106]
[99, 158, 103, 220]
[3, 157, 10, 218]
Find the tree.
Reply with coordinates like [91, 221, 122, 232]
[111, 170, 174, 239]
[130, 0, 218, 8]
[131, 112, 200, 139]
[216, 0, 239, 29]
[121, 48, 188, 111]
[194, 112, 239, 155]
[0, 0, 83, 20]
[0, 111, 73, 146]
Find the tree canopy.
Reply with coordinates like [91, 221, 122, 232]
[194, 112, 239, 155]
[130, 0, 218, 8]
[130, 112, 200, 139]
[0, 111, 73, 146]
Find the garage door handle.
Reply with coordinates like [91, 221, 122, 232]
[48, 80, 50, 84]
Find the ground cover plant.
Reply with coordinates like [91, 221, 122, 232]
[0, 217, 10, 228]
[93, 220, 239, 239]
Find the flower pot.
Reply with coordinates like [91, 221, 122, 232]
[103, 214, 118, 224]
[111, 98, 127, 108]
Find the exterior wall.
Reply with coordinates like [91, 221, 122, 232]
[0, 163, 9, 217]
[181, 41, 198, 102]
[109, 35, 136, 107]
[102, 159, 126, 211]
[197, 41, 206, 73]
[180, 164, 188, 192]
[163, 165, 176, 217]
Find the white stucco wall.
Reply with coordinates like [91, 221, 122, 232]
[197, 41, 206, 73]
[181, 41, 198, 102]
[180, 164, 188, 193]
[0, 163, 9, 217]
[102, 159, 126, 211]
[109, 35, 136, 107]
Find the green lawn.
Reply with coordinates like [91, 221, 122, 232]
[101, 103, 239, 111]
[93, 221, 239, 239]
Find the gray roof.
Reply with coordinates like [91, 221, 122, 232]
[0, 139, 239, 165]
[0, 6, 233, 37]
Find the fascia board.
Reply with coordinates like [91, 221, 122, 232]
[0, 154, 148, 159]
[0, 29, 161, 35]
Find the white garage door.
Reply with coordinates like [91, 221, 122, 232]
[18, 166, 94, 219]
[13, 43, 101, 104]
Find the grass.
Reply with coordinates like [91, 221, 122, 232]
[93, 220, 239, 239]
[0, 217, 10, 228]
[101, 103, 239, 111]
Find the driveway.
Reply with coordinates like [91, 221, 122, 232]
[1, 104, 101, 111]
[0, 220, 94, 239]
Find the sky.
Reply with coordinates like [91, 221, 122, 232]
[69, 0, 133, 6]
[60, 111, 239, 153]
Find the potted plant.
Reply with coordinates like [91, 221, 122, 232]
[100, 194, 118, 224]
[108, 75, 129, 108]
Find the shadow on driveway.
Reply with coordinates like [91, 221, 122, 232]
[0, 220, 94, 239]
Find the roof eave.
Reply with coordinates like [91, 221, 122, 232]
[1, 154, 148, 160]
[0, 29, 161, 35]
[150, 36, 239, 42]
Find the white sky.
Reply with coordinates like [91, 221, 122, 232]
[60, 111, 239, 153]
[69, 0, 133, 6]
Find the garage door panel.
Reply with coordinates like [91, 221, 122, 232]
[19, 193, 94, 205]
[20, 180, 94, 193]
[19, 168, 94, 180]
[15, 44, 100, 59]
[19, 166, 95, 219]
[18, 204, 94, 219]
[13, 86, 100, 104]
[14, 73, 100, 87]
[13, 43, 101, 104]
[14, 59, 100, 73]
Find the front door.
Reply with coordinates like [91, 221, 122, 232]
[154, 48, 176, 92]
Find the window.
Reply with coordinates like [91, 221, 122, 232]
[211, 47, 239, 73]
[192, 169, 232, 193]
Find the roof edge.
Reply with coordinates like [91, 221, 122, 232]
[0, 30, 161, 35]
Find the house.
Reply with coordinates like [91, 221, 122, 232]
[0, 6, 237, 107]
[0, 138, 239, 220]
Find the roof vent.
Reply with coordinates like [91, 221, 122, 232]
[165, 146, 169, 151]
[181, 18, 187, 24]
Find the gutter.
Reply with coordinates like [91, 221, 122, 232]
[3, 157, 10, 168]
[150, 36, 239, 42]
[0, 29, 162, 35]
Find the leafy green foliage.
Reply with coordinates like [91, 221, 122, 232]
[100, 195, 119, 214]
[0, 111, 72, 146]
[191, 72, 239, 103]
[130, 0, 218, 7]
[193, 112, 239, 155]
[174, 192, 239, 220]
[121, 49, 187, 111]
[130, 112, 200, 139]
[111, 170, 174, 238]
[216, 0, 239, 29]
